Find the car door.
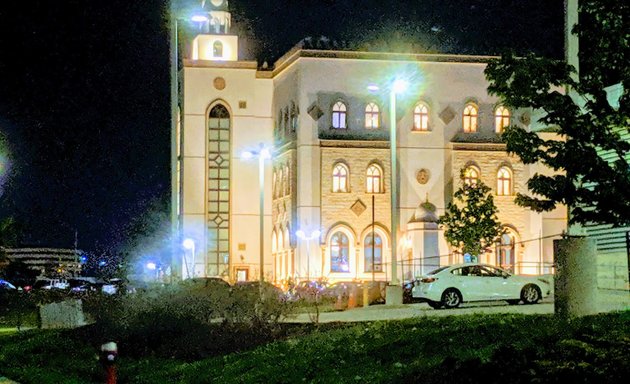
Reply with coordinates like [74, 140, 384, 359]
[480, 266, 512, 299]
[452, 266, 484, 301]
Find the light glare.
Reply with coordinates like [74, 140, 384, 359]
[183, 238, 195, 249]
[393, 79, 408, 94]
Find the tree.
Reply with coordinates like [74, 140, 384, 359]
[438, 173, 504, 259]
[484, 0, 629, 227]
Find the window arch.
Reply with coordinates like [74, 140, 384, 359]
[284, 164, 290, 195]
[283, 107, 290, 135]
[364, 233, 383, 272]
[463, 104, 478, 132]
[332, 163, 349, 192]
[463, 166, 480, 186]
[284, 227, 290, 249]
[272, 169, 277, 198]
[495, 106, 510, 133]
[332, 101, 347, 129]
[208, 103, 231, 277]
[213, 41, 223, 57]
[366, 163, 383, 193]
[413, 103, 429, 131]
[330, 232, 350, 272]
[271, 231, 278, 253]
[497, 167, 512, 195]
[290, 102, 298, 132]
[365, 102, 380, 129]
[496, 230, 516, 273]
[277, 229, 284, 251]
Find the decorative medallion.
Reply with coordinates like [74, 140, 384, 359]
[416, 169, 430, 185]
[439, 106, 456, 125]
[213, 77, 226, 90]
[519, 112, 531, 126]
[350, 199, 367, 217]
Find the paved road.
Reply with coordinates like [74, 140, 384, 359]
[287, 289, 630, 323]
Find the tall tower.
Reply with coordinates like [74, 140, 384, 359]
[191, 0, 238, 61]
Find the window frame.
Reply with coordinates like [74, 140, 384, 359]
[332, 101, 347, 129]
[332, 163, 349, 193]
[497, 167, 512, 196]
[413, 103, 430, 131]
[463, 104, 478, 133]
[495, 106, 510, 133]
[364, 102, 380, 129]
[366, 163, 383, 193]
[364, 233, 383, 272]
[330, 232, 350, 273]
[463, 166, 480, 186]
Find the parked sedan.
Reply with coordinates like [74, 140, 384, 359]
[411, 263, 552, 309]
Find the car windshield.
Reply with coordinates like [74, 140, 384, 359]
[427, 266, 450, 275]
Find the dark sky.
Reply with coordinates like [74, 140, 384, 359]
[0, 0, 564, 255]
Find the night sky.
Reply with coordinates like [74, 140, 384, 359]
[0, 0, 564, 256]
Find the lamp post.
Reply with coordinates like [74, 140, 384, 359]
[182, 238, 195, 279]
[296, 229, 321, 281]
[242, 145, 272, 283]
[369, 79, 408, 304]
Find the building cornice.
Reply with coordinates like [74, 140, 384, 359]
[320, 139, 389, 149]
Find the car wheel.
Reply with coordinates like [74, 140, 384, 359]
[506, 299, 520, 305]
[441, 288, 462, 309]
[427, 300, 442, 309]
[521, 284, 541, 304]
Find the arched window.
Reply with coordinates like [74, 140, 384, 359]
[495, 106, 510, 133]
[365, 102, 380, 129]
[272, 170, 277, 198]
[277, 230, 284, 251]
[497, 167, 512, 195]
[413, 103, 429, 131]
[332, 163, 349, 192]
[463, 104, 478, 133]
[213, 41, 223, 57]
[364, 233, 383, 272]
[332, 101, 347, 129]
[208, 104, 231, 277]
[290, 102, 298, 132]
[284, 164, 290, 195]
[283, 108, 290, 135]
[463, 166, 480, 186]
[497, 231, 515, 273]
[366, 164, 382, 193]
[330, 232, 350, 272]
[271, 231, 278, 253]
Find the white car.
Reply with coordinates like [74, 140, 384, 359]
[411, 263, 552, 309]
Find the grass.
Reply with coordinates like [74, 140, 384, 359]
[1, 310, 628, 383]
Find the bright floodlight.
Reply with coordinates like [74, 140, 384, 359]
[260, 147, 271, 159]
[146, 262, 157, 270]
[241, 151, 254, 160]
[296, 230, 305, 239]
[183, 238, 195, 249]
[297, 229, 320, 240]
[312, 230, 321, 238]
[392, 79, 408, 94]
[367, 84, 380, 92]
[191, 14, 209, 22]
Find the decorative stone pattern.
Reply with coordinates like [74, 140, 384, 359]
[439, 105, 456, 125]
[416, 169, 430, 185]
[350, 199, 367, 216]
[213, 76, 226, 90]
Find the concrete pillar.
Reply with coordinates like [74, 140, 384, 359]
[553, 236, 598, 318]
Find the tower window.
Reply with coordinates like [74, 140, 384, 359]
[213, 41, 223, 57]
[332, 101, 347, 129]
[463, 104, 478, 133]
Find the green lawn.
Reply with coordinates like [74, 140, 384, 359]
[1, 311, 628, 383]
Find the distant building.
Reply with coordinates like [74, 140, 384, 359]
[173, 1, 566, 284]
[1, 247, 83, 277]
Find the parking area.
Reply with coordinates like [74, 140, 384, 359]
[286, 289, 629, 323]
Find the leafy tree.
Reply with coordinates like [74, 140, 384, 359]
[484, 0, 629, 227]
[438, 173, 503, 258]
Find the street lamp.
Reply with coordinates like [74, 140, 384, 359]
[182, 238, 195, 279]
[368, 78, 408, 304]
[296, 229, 321, 281]
[242, 144, 272, 283]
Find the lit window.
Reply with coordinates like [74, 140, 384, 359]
[277, 230, 284, 251]
[213, 41, 223, 57]
[365, 103, 380, 129]
[413, 103, 429, 131]
[332, 163, 349, 192]
[364, 233, 383, 272]
[463, 104, 478, 132]
[366, 164, 382, 193]
[463, 166, 480, 186]
[271, 231, 278, 253]
[331, 232, 350, 272]
[332, 101, 347, 129]
[495, 106, 510, 133]
[497, 167, 512, 195]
